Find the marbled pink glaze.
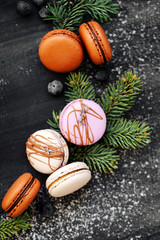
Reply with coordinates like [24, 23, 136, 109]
[59, 99, 106, 145]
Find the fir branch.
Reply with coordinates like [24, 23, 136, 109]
[47, 110, 61, 133]
[60, 1, 84, 31]
[48, 70, 151, 174]
[46, 1, 84, 32]
[103, 118, 151, 149]
[0, 214, 31, 240]
[45, 0, 119, 31]
[97, 70, 142, 119]
[69, 143, 119, 174]
[65, 72, 96, 102]
[84, 0, 119, 22]
[45, 3, 67, 29]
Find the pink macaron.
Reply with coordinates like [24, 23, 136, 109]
[59, 99, 106, 146]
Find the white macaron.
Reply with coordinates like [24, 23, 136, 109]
[26, 129, 69, 174]
[46, 162, 91, 197]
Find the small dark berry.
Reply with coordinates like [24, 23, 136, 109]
[48, 80, 63, 96]
[39, 6, 50, 19]
[32, 0, 46, 7]
[17, 1, 32, 16]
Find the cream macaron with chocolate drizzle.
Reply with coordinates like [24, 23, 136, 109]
[26, 129, 69, 174]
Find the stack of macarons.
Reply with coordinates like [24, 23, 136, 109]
[25, 128, 92, 198]
[1, 21, 110, 218]
[1, 98, 106, 217]
[39, 21, 112, 73]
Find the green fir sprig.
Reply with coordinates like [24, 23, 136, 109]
[69, 144, 119, 174]
[45, 0, 119, 32]
[47, 110, 62, 134]
[65, 72, 96, 102]
[97, 71, 142, 119]
[104, 118, 151, 149]
[84, 0, 119, 22]
[46, 1, 84, 32]
[0, 214, 31, 240]
[48, 71, 151, 174]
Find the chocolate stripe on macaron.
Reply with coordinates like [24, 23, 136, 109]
[86, 22, 109, 62]
[7, 177, 35, 215]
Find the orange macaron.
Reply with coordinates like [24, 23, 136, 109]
[79, 21, 112, 65]
[39, 29, 84, 73]
[1, 173, 41, 217]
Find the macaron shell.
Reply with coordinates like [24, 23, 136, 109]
[46, 161, 89, 189]
[26, 129, 69, 174]
[1, 173, 33, 212]
[48, 170, 91, 197]
[39, 29, 84, 73]
[9, 178, 41, 217]
[89, 21, 112, 62]
[47, 129, 69, 167]
[79, 23, 104, 64]
[59, 99, 107, 145]
[79, 21, 112, 65]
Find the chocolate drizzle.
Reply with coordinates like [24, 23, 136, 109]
[65, 100, 103, 145]
[26, 134, 64, 171]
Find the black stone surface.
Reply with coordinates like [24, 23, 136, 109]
[0, 0, 160, 239]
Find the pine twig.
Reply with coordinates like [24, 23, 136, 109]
[45, 3, 67, 29]
[103, 118, 151, 149]
[69, 143, 120, 174]
[47, 110, 61, 133]
[45, 0, 119, 32]
[47, 70, 151, 174]
[0, 214, 31, 240]
[84, 0, 119, 22]
[65, 72, 96, 102]
[97, 70, 142, 119]
[45, 0, 85, 32]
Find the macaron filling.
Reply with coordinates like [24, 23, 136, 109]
[86, 22, 107, 62]
[6, 177, 35, 215]
[48, 168, 88, 190]
[42, 30, 82, 44]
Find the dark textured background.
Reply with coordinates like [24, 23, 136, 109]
[0, 0, 160, 239]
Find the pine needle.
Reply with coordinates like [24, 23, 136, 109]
[69, 143, 120, 174]
[47, 70, 151, 174]
[98, 70, 142, 119]
[45, 0, 119, 32]
[104, 118, 151, 149]
[0, 215, 31, 240]
[47, 110, 61, 134]
[65, 72, 96, 102]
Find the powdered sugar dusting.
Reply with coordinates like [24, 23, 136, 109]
[0, 0, 160, 239]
